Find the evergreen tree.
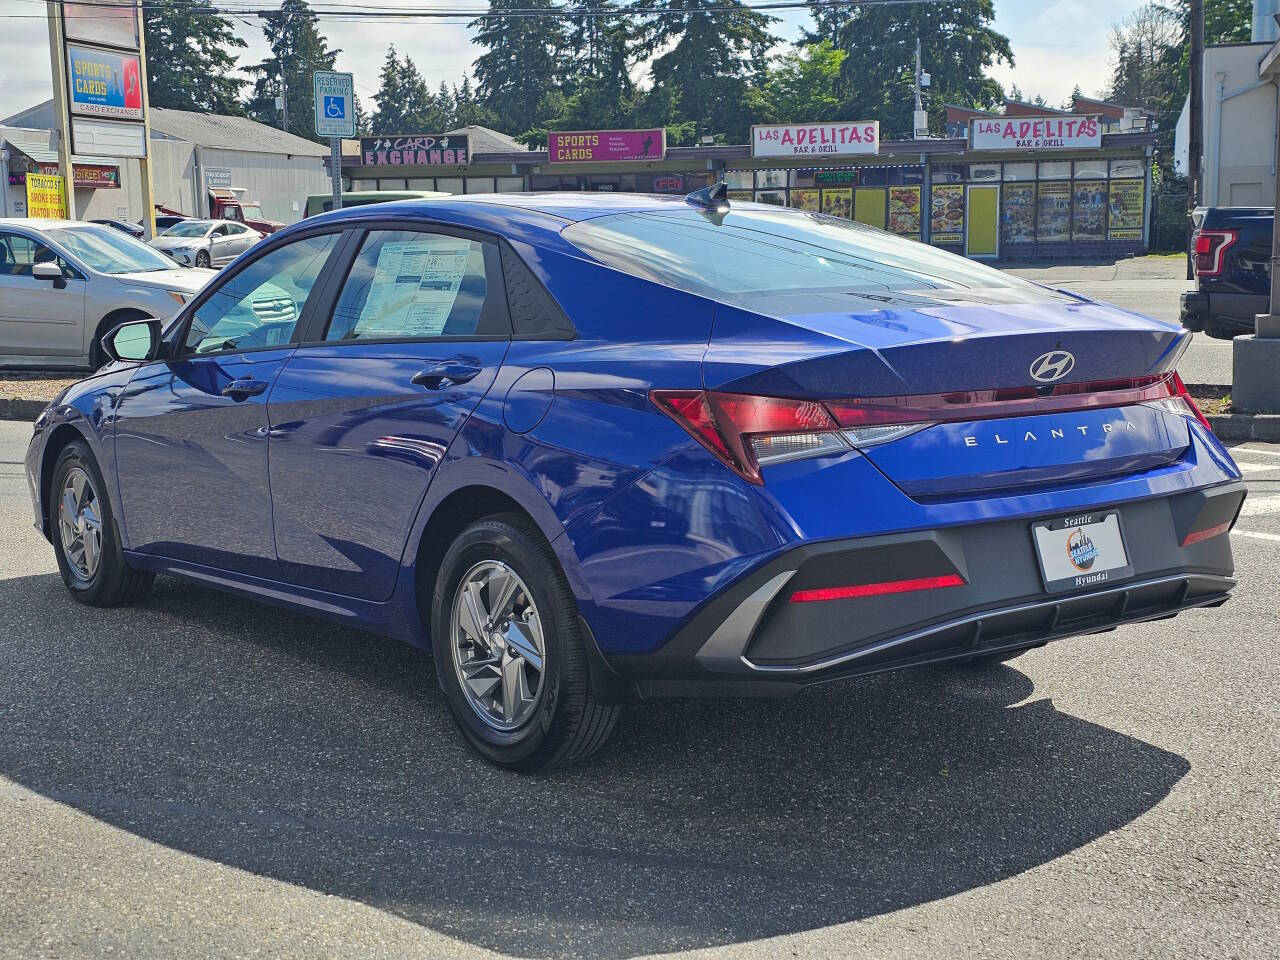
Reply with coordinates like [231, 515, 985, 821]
[371, 45, 410, 133]
[244, 0, 339, 142]
[634, 0, 778, 142]
[748, 41, 847, 125]
[1008, 82, 1023, 102]
[397, 55, 438, 130]
[353, 94, 371, 135]
[437, 82, 457, 130]
[807, 0, 1012, 139]
[470, 0, 565, 134]
[143, 0, 245, 114]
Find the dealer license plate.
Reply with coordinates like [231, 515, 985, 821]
[1031, 512, 1133, 593]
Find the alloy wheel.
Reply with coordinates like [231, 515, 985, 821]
[450, 560, 546, 731]
[58, 466, 103, 583]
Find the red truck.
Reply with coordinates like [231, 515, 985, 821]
[156, 188, 284, 235]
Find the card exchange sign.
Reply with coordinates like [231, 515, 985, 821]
[67, 43, 143, 121]
[970, 115, 1101, 151]
[752, 122, 879, 158]
[360, 135, 469, 166]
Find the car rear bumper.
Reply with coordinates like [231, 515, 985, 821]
[606, 481, 1245, 697]
[1181, 290, 1269, 333]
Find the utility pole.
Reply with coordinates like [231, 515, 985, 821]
[280, 68, 290, 134]
[1187, 0, 1204, 278]
[912, 37, 928, 139]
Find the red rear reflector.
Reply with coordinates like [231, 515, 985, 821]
[1170, 371, 1213, 432]
[790, 574, 966, 603]
[1181, 521, 1231, 547]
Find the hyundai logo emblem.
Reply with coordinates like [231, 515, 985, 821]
[1029, 350, 1075, 383]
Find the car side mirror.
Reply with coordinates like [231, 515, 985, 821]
[32, 261, 65, 288]
[103, 317, 163, 363]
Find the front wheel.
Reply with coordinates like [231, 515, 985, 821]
[195, 250, 211, 268]
[431, 515, 620, 771]
[50, 441, 154, 606]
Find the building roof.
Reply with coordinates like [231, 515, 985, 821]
[149, 107, 328, 156]
[1003, 99, 1073, 116]
[340, 125, 529, 158]
[1, 124, 123, 167]
[1, 100, 328, 157]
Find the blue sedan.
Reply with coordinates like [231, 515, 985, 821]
[24, 189, 1245, 770]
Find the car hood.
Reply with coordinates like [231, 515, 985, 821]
[115, 268, 217, 294]
[150, 236, 205, 251]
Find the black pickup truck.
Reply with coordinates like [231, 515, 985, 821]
[1180, 206, 1273, 339]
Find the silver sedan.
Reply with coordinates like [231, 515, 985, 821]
[0, 219, 215, 369]
[149, 218, 264, 268]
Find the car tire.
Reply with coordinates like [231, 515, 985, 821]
[50, 441, 155, 607]
[431, 514, 620, 771]
[195, 251, 211, 268]
[1203, 317, 1237, 340]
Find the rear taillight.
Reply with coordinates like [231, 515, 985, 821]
[652, 372, 1210, 485]
[1193, 229, 1237, 278]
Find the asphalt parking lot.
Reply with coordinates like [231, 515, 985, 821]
[1, 420, 1277, 959]
[1005, 257, 1233, 387]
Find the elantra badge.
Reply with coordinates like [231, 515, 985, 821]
[1030, 350, 1075, 383]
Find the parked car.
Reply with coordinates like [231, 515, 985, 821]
[0, 219, 215, 369]
[153, 214, 190, 233]
[149, 218, 263, 268]
[90, 217, 145, 240]
[25, 191, 1244, 771]
[1181, 206, 1273, 339]
[304, 190, 449, 218]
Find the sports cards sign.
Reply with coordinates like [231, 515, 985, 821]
[970, 115, 1102, 151]
[66, 44, 142, 121]
[751, 122, 879, 158]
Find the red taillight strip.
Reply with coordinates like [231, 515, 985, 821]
[827, 374, 1178, 427]
[790, 574, 966, 603]
[1181, 522, 1231, 547]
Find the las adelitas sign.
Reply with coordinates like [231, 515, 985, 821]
[971, 115, 1101, 150]
[751, 122, 879, 158]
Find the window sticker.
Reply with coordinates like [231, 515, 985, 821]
[355, 238, 472, 337]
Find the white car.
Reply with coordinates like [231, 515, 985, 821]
[149, 218, 263, 268]
[0, 219, 216, 369]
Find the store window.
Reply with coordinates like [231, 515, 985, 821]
[465, 178, 495, 193]
[1037, 161, 1072, 180]
[379, 178, 408, 190]
[351, 179, 378, 191]
[931, 164, 965, 184]
[756, 169, 787, 189]
[792, 169, 819, 188]
[1002, 163, 1035, 181]
[407, 178, 435, 190]
[1036, 181, 1071, 241]
[1073, 159, 1108, 180]
[1072, 179, 1107, 240]
[725, 171, 753, 190]
[887, 185, 922, 237]
[436, 177, 464, 194]
[496, 177, 524, 193]
[755, 190, 786, 206]
[931, 183, 965, 246]
[789, 187, 820, 211]
[1110, 158, 1144, 179]
[968, 164, 1001, 182]
[1001, 184, 1036, 244]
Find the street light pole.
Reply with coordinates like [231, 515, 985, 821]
[1187, 0, 1204, 278]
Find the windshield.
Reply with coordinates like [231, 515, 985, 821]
[162, 221, 213, 238]
[46, 225, 175, 275]
[562, 205, 1038, 304]
[240, 203, 264, 220]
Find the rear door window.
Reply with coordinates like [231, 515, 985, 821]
[324, 229, 508, 341]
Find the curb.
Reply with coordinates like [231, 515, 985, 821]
[0, 398, 47, 422]
[1206, 413, 1280, 443]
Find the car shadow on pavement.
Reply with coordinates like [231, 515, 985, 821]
[0, 573, 1190, 959]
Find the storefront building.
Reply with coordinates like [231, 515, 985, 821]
[339, 119, 1157, 260]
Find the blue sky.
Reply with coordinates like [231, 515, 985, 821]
[1, 0, 1136, 123]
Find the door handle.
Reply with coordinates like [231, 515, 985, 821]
[222, 378, 269, 399]
[411, 362, 482, 390]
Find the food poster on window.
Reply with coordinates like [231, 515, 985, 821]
[1108, 179, 1145, 240]
[355, 238, 471, 338]
[790, 188, 820, 211]
[1001, 183, 1035, 244]
[821, 187, 853, 219]
[930, 184, 964, 243]
[887, 186, 922, 237]
[1036, 181, 1071, 242]
[727, 190, 753, 203]
[755, 190, 786, 206]
[1072, 181, 1107, 240]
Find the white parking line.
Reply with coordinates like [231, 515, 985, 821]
[1235, 462, 1278, 474]
[1238, 496, 1280, 517]
[1233, 446, 1280, 458]
[1233, 529, 1280, 543]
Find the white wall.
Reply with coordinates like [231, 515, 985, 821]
[196, 147, 329, 224]
[1203, 43, 1278, 207]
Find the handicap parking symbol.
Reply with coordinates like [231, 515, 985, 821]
[324, 95, 345, 119]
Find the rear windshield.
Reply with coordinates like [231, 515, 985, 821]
[562, 205, 1037, 303]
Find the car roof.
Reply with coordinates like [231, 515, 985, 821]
[0, 218, 96, 230]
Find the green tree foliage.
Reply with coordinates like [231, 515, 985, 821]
[747, 41, 847, 125]
[634, 0, 778, 143]
[470, 0, 565, 134]
[143, 0, 245, 114]
[371, 46, 456, 134]
[807, 0, 1013, 139]
[244, 0, 339, 142]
